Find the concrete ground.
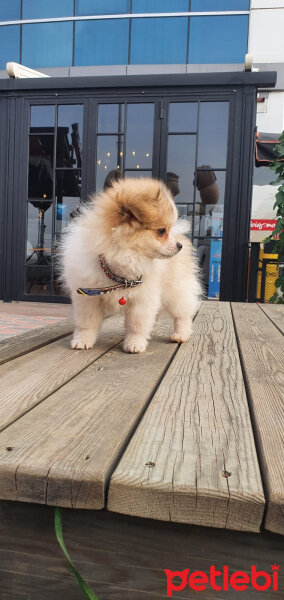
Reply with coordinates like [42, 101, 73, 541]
[0, 302, 72, 340]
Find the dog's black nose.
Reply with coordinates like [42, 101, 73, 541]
[176, 242, 183, 251]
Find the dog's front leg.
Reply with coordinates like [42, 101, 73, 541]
[123, 293, 160, 354]
[71, 293, 103, 350]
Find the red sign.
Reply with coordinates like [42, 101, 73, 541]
[250, 219, 277, 231]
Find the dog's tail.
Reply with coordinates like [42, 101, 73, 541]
[172, 218, 191, 236]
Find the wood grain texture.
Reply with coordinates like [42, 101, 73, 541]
[0, 316, 125, 432]
[0, 319, 73, 365]
[0, 500, 283, 600]
[108, 302, 265, 532]
[232, 303, 284, 536]
[259, 303, 284, 335]
[0, 320, 177, 509]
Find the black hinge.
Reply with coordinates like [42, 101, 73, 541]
[160, 100, 165, 119]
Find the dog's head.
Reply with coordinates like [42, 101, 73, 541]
[96, 177, 181, 259]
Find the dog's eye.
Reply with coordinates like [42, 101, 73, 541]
[158, 228, 166, 236]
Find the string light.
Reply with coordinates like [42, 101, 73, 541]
[106, 152, 110, 157]
[97, 159, 101, 165]
[136, 165, 140, 169]
[119, 151, 123, 157]
[132, 151, 136, 156]
[146, 152, 150, 157]
[104, 165, 107, 170]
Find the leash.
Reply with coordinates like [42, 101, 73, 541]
[77, 254, 143, 304]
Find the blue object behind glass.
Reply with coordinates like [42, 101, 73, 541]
[22, 0, 73, 19]
[75, 19, 129, 65]
[0, 0, 20, 21]
[131, 17, 188, 64]
[76, 0, 129, 15]
[22, 22, 73, 68]
[189, 15, 248, 63]
[191, 0, 249, 10]
[132, 0, 189, 13]
[0, 26, 20, 69]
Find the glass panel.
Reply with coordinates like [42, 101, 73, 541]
[98, 104, 125, 134]
[197, 102, 229, 169]
[74, 19, 129, 66]
[0, 26, 20, 69]
[22, 0, 73, 19]
[189, 16, 249, 63]
[176, 204, 188, 218]
[132, 0, 188, 12]
[28, 136, 54, 200]
[30, 105, 55, 130]
[125, 104, 154, 169]
[194, 237, 223, 299]
[168, 103, 198, 133]
[124, 171, 152, 178]
[57, 105, 83, 168]
[131, 17, 188, 64]
[76, 0, 129, 15]
[191, 0, 249, 10]
[193, 170, 225, 237]
[0, 1, 20, 21]
[22, 22, 73, 68]
[96, 136, 123, 192]
[166, 135, 196, 203]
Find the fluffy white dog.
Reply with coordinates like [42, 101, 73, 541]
[61, 177, 202, 353]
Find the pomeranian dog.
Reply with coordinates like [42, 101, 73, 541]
[61, 177, 202, 353]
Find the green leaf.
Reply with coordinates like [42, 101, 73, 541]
[55, 508, 100, 600]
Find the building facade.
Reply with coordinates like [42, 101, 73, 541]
[0, 1, 282, 303]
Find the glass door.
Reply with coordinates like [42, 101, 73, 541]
[163, 99, 229, 299]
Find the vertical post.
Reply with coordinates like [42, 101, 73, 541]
[248, 242, 260, 302]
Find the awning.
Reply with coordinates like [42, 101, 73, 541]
[255, 132, 282, 167]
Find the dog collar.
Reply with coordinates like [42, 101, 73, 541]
[77, 254, 143, 298]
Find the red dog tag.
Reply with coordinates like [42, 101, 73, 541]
[119, 297, 126, 305]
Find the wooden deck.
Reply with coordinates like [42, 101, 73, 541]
[0, 301, 283, 599]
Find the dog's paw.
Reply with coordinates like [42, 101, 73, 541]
[123, 334, 148, 354]
[170, 332, 191, 344]
[71, 330, 95, 350]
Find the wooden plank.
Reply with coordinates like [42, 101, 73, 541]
[108, 302, 265, 532]
[0, 317, 125, 431]
[232, 303, 284, 536]
[259, 303, 284, 335]
[0, 319, 178, 509]
[0, 500, 283, 600]
[0, 320, 73, 365]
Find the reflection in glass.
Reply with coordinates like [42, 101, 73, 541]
[194, 237, 223, 299]
[75, 19, 129, 65]
[191, 0, 249, 11]
[176, 204, 188, 218]
[125, 104, 154, 169]
[189, 16, 249, 64]
[168, 103, 198, 133]
[124, 171, 152, 179]
[0, 26, 20, 69]
[23, 0, 73, 19]
[132, 0, 188, 12]
[198, 102, 229, 168]
[96, 136, 123, 192]
[30, 105, 55, 130]
[0, 1, 20, 21]
[56, 170, 81, 205]
[166, 135, 196, 204]
[26, 201, 52, 295]
[22, 22, 73, 68]
[57, 105, 83, 168]
[76, 0, 129, 15]
[193, 170, 225, 237]
[28, 135, 54, 200]
[130, 17, 188, 64]
[98, 104, 125, 134]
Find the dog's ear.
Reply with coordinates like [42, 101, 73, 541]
[119, 205, 140, 224]
[118, 198, 145, 225]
